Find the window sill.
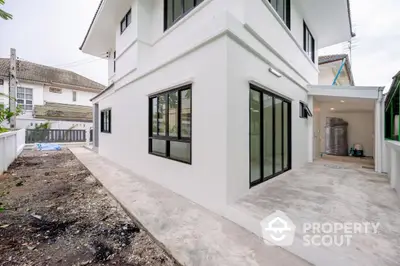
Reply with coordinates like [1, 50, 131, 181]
[149, 152, 191, 165]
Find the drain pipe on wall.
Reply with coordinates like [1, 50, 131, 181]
[375, 87, 385, 173]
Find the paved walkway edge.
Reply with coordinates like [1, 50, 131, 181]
[70, 147, 310, 266]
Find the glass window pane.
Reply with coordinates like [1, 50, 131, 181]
[167, 0, 173, 28]
[152, 98, 157, 136]
[126, 10, 131, 26]
[263, 94, 274, 177]
[250, 89, 261, 183]
[17, 87, 24, 93]
[275, 98, 283, 173]
[17, 93, 24, 99]
[170, 141, 190, 162]
[180, 89, 191, 138]
[26, 100, 32, 104]
[283, 102, 289, 169]
[26, 88, 33, 94]
[277, 0, 285, 21]
[169, 92, 178, 137]
[17, 99, 24, 104]
[158, 95, 166, 136]
[174, 0, 182, 21]
[152, 139, 166, 156]
[184, 0, 194, 12]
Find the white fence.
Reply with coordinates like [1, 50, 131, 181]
[0, 129, 25, 174]
[384, 140, 400, 198]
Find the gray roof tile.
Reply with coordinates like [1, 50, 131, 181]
[0, 58, 105, 92]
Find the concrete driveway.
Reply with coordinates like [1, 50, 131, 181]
[227, 159, 400, 266]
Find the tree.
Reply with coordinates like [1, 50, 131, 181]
[0, 0, 12, 20]
[0, 93, 23, 133]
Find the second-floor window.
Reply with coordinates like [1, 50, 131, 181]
[269, 0, 291, 29]
[113, 51, 116, 73]
[120, 9, 132, 34]
[73, 91, 77, 102]
[164, 0, 204, 31]
[303, 21, 315, 62]
[17, 87, 33, 111]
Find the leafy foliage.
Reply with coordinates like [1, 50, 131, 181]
[0, 93, 23, 132]
[0, 0, 12, 20]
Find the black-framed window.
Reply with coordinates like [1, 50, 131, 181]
[164, 0, 204, 31]
[303, 21, 315, 62]
[299, 101, 312, 119]
[101, 109, 112, 133]
[149, 85, 192, 164]
[120, 9, 132, 34]
[250, 84, 291, 188]
[113, 51, 116, 73]
[72, 91, 77, 102]
[268, 0, 291, 29]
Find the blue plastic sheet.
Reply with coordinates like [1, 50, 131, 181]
[36, 143, 62, 151]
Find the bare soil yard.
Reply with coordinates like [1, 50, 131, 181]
[0, 149, 179, 266]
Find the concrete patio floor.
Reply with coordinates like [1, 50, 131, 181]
[225, 159, 400, 266]
[70, 147, 309, 266]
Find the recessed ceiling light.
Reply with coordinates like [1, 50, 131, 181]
[330, 108, 335, 111]
[340, 100, 345, 103]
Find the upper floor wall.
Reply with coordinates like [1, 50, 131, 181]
[82, 0, 353, 87]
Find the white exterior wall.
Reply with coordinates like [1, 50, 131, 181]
[97, 37, 229, 213]
[92, 0, 319, 208]
[43, 85, 95, 106]
[226, 38, 309, 202]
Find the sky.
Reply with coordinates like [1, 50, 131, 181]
[0, 0, 399, 89]
[0, 0, 107, 85]
[320, 0, 400, 90]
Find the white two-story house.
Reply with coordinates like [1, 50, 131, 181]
[81, 0, 385, 231]
[0, 58, 105, 129]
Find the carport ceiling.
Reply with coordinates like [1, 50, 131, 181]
[315, 96, 375, 112]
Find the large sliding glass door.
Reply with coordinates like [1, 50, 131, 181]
[249, 84, 291, 187]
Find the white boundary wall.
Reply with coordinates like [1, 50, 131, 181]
[0, 129, 25, 174]
[384, 140, 400, 198]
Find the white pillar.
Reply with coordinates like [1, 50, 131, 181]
[374, 88, 384, 173]
[308, 95, 314, 163]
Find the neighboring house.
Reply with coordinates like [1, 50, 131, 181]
[318, 54, 354, 86]
[0, 58, 105, 129]
[81, 0, 385, 217]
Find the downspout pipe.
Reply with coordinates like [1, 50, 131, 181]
[332, 58, 347, 85]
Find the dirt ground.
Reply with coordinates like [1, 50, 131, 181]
[0, 149, 180, 266]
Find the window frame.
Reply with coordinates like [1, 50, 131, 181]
[163, 0, 204, 31]
[113, 51, 116, 73]
[72, 91, 77, 102]
[268, 0, 291, 29]
[120, 9, 132, 34]
[303, 21, 315, 63]
[249, 84, 292, 188]
[100, 108, 112, 134]
[16, 87, 33, 111]
[299, 101, 312, 119]
[148, 84, 192, 164]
